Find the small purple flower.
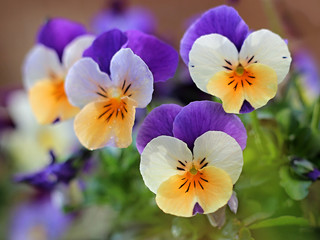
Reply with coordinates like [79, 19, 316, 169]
[180, 5, 291, 114]
[137, 101, 247, 217]
[293, 49, 320, 102]
[307, 168, 320, 181]
[92, 0, 156, 34]
[15, 149, 91, 192]
[9, 193, 72, 240]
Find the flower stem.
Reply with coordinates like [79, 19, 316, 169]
[250, 111, 264, 152]
[311, 97, 320, 133]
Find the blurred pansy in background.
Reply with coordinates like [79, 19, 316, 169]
[181, 5, 291, 114]
[91, 0, 156, 34]
[0, 90, 78, 173]
[23, 18, 94, 124]
[66, 29, 178, 150]
[137, 101, 246, 217]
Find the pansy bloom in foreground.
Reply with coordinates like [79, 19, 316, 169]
[137, 101, 246, 217]
[23, 18, 94, 124]
[66, 29, 178, 149]
[180, 5, 292, 114]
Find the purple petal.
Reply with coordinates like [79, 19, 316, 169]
[83, 29, 128, 75]
[125, 30, 179, 83]
[307, 168, 320, 181]
[239, 100, 255, 114]
[192, 202, 204, 215]
[180, 5, 249, 65]
[92, 7, 156, 35]
[37, 18, 86, 61]
[136, 104, 183, 153]
[172, 101, 247, 150]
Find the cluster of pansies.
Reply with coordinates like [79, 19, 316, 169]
[15, 4, 294, 221]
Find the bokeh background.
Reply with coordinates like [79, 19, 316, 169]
[1, 0, 320, 239]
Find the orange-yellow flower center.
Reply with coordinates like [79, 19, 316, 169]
[227, 65, 255, 91]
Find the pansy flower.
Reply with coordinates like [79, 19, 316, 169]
[23, 18, 95, 124]
[136, 101, 246, 217]
[180, 5, 292, 114]
[65, 29, 178, 150]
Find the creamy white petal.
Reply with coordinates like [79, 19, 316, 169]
[110, 48, 154, 108]
[23, 45, 64, 89]
[62, 35, 95, 70]
[193, 131, 243, 184]
[239, 29, 291, 83]
[189, 34, 239, 93]
[65, 58, 113, 108]
[140, 136, 193, 194]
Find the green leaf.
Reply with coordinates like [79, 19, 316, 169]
[239, 228, 254, 240]
[248, 216, 309, 229]
[279, 166, 312, 200]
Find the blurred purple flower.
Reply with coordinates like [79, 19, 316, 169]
[92, 0, 156, 35]
[307, 168, 320, 181]
[10, 193, 72, 240]
[293, 50, 320, 100]
[15, 149, 91, 192]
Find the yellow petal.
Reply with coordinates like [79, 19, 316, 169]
[195, 166, 233, 214]
[207, 71, 244, 114]
[156, 172, 197, 217]
[29, 79, 79, 124]
[74, 97, 137, 150]
[243, 63, 278, 109]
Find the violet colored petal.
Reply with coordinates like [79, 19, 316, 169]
[192, 202, 204, 215]
[239, 100, 255, 114]
[307, 168, 320, 181]
[15, 149, 91, 192]
[125, 30, 179, 83]
[173, 101, 247, 150]
[37, 18, 86, 61]
[83, 29, 128, 75]
[136, 104, 183, 153]
[180, 5, 249, 65]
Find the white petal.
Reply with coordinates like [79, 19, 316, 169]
[62, 35, 95, 70]
[193, 131, 243, 184]
[23, 45, 64, 89]
[140, 136, 193, 194]
[110, 48, 154, 108]
[189, 34, 239, 93]
[65, 58, 113, 108]
[239, 29, 291, 83]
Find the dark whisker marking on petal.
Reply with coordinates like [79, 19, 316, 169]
[122, 101, 127, 105]
[247, 55, 254, 64]
[185, 182, 191, 193]
[224, 59, 232, 66]
[124, 83, 131, 94]
[282, 56, 287, 59]
[98, 108, 111, 119]
[106, 111, 114, 122]
[116, 109, 119, 118]
[200, 162, 208, 169]
[198, 181, 204, 190]
[241, 80, 244, 87]
[121, 111, 124, 120]
[128, 94, 132, 97]
[234, 83, 238, 91]
[191, 65, 195, 68]
[248, 76, 255, 78]
[200, 177, 208, 182]
[245, 79, 252, 85]
[96, 92, 107, 98]
[254, 60, 258, 63]
[200, 158, 206, 165]
[121, 80, 126, 90]
[229, 76, 234, 78]
[179, 179, 188, 189]
[178, 160, 186, 167]
[181, 177, 185, 180]
[104, 104, 111, 108]
[177, 167, 185, 171]
[194, 180, 196, 188]
[223, 66, 232, 71]
[123, 105, 128, 113]
[99, 85, 107, 93]
[228, 80, 235, 85]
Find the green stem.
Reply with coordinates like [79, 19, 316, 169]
[261, 0, 284, 35]
[250, 111, 264, 152]
[311, 97, 320, 133]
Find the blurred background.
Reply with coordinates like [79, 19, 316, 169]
[1, 0, 320, 239]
